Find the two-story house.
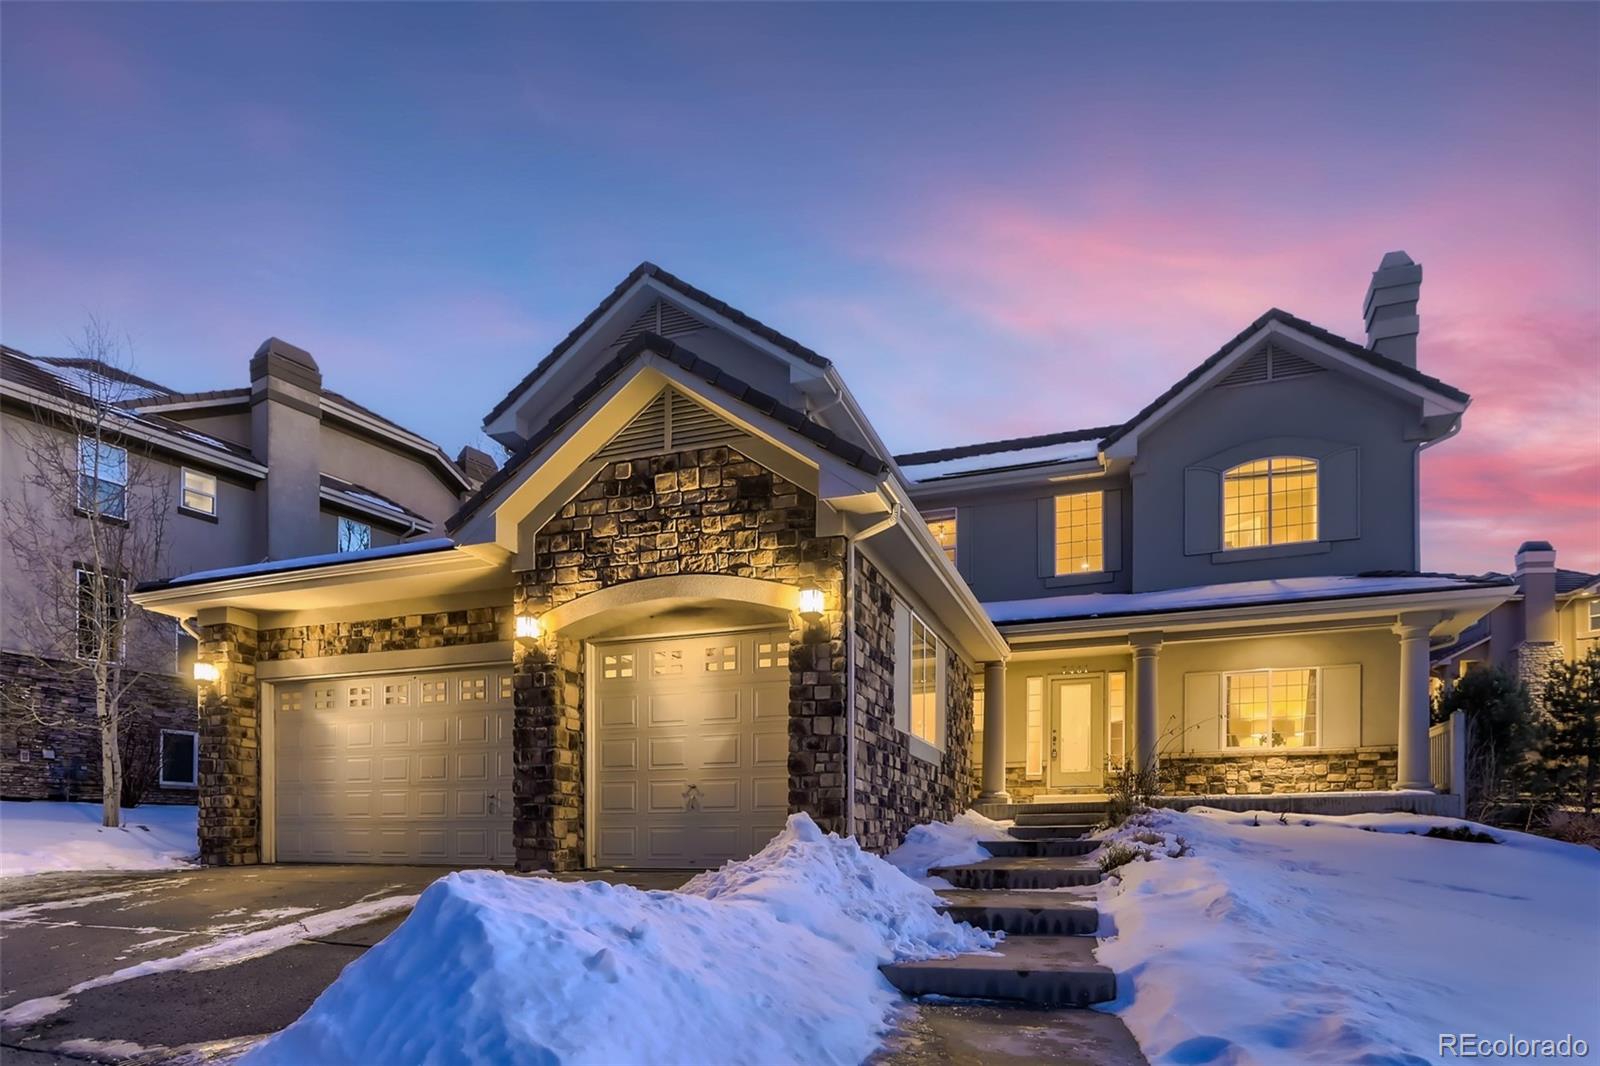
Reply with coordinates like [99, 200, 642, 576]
[1, 338, 492, 805]
[129, 253, 1513, 871]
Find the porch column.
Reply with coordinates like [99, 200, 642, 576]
[979, 661, 1010, 801]
[1393, 614, 1437, 791]
[1131, 633, 1163, 776]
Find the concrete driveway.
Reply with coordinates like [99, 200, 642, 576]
[0, 863, 689, 1064]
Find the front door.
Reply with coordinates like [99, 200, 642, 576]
[1047, 675, 1104, 790]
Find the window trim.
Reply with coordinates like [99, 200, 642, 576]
[336, 515, 373, 553]
[179, 467, 219, 519]
[76, 437, 129, 521]
[1222, 666, 1321, 750]
[1220, 455, 1319, 551]
[894, 599, 947, 760]
[1586, 598, 1600, 633]
[74, 567, 127, 663]
[158, 729, 200, 789]
[1051, 490, 1105, 576]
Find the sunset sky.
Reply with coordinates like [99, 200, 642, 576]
[3, 3, 1596, 575]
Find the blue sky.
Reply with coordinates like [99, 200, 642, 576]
[3, 2, 1596, 572]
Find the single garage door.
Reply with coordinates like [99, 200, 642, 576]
[593, 627, 791, 868]
[273, 665, 515, 864]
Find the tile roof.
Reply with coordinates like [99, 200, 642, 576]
[483, 262, 833, 426]
[894, 425, 1118, 468]
[447, 332, 884, 534]
[320, 473, 432, 527]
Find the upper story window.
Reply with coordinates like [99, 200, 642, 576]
[1225, 667, 1318, 749]
[77, 438, 127, 520]
[75, 567, 126, 662]
[1222, 457, 1317, 550]
[1588, 599, 1600, 632]
[925, 510, 957, 565]
[337, 516, 372, 552]
[1053, 491, 1103, 574]
[180, 468, 217, 517]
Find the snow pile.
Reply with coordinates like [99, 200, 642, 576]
[0, 801, 197, 877]
[1097, 809, 1190, 872]
[245, 813, 994, 1066]
[885, 808, 1012, 881]
[1097, 807, 1600, 1065]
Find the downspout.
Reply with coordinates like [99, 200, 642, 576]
[179, 616, 203, 643]
[843, 502, 901, 840]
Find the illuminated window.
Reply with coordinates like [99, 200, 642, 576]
[77, 437, 128, 519]
[972, 682, 985, 767]
[1025, 676, 1045, 777]
[1222, 457, 1317, 550]
[925, 510, 957, 565]
[910, 615, 940, 744]
[1053, 492, 1103, 574]
[1106, 672, 1127, 770]
[180, 468, 217, 516]
[1225, 667, 1318, 748]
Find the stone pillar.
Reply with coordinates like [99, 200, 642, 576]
[790, 557, 848, 836]
[1514, 541, 1561, 707]
[511, 630, 584, 873]
[196, 611, 260, 865]
[1131, 634, 1163, 777]
[1393, 614, 1436, 791]
[979, 661, 1009, 801]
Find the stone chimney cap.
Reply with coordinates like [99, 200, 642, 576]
[1379, 250, 1417, 270]
[1517, 540, 1555, 553]
[252, 337, 318, 372]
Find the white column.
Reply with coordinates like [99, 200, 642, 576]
[979, 661, 1010, 801]
[1393, 615, 1436, 790]
[1131, 634, 1163, 776]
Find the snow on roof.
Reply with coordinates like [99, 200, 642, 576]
[146, 538, 456, 590]
[986, 574, 1512, 626]
[898, 437, 1103, 483]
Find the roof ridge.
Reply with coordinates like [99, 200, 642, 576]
[895, 425, 1120, 467]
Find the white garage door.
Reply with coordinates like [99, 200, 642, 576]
[593, 628, 791, 869]
[273, 666, 515, 865]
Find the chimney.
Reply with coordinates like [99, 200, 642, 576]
[1362, 250, 1422, 367]
[249, 337, 325, 560]
[1514, 540, 1558, 645]
[455, 445, 499, 489]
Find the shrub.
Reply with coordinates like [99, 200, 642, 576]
[1420, 825, 1498, 844]
[1436, 668, 1544, 825]
[1543, 649, 1600, 814]
[1544, 810, 1600, 849]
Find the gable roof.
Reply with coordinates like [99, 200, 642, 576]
[895, 425, 1119, 484]
[483, 262, 833, 428]
[448, 332, 885, 534]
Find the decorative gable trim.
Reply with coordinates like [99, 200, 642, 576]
[593, 387, 748, 462]
[1217, 341, 1325, 388]
[610, 299, 705, 349]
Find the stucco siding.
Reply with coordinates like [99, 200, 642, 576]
[317, 422, 461, 531]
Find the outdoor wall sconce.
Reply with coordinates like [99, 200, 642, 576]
[193, 661, 220, 683]
[515, 613, 544, 641]
[797, 586, 826, 623]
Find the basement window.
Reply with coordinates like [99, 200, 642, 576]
[159, 729, 199, 788]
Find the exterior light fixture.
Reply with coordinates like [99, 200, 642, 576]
[515, 613, 543, 641]
[193, 661, 220, 683]
[797, 586, 826, 623]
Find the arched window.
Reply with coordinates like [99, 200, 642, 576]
[1222, 457, 1317, 549]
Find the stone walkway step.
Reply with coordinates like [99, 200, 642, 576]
[931, 857, 1101, 890]
[936, 890, 1099, 935]
[981, 837, 1099, 859]
[1008, 824, 1096, 841]
[881, 936, 1116, 1007]
[872, 1001, 1149, 1066]
[1013, 810, 1103, 827]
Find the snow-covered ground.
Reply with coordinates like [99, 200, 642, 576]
[244, 813, 995, 1066]
[884, 808, 1011, 883]
[0, 801, 198, 877]
[1096, 807, 1600, 1065]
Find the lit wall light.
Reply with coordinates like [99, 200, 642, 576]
[515, 614, 543, 641]
[797, 586, 826, 623]
[193, 661, 220, 683]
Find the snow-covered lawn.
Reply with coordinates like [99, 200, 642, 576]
[1097, 807, 1600, 1065]
[884, 808, 1011, 882]
[0, 801, 197, 877]
[244, 813, 994, 1066]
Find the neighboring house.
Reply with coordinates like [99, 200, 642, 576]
[1431, 541, 1599, 696]
[0, 339, 490, 805]
[131, 252, 1514, 871]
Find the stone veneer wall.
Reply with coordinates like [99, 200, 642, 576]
[851, 554, 976, 854]
[1161, 747, 1398, 796]
[196, 621, 260, 865]
[515, 446, 848, 871]
[1516, 641, 1564, 710]
[0, 652, 199, 804]
[257, 607, 511, 661]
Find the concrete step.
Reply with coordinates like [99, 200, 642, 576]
[980, 837, 1099, 859]
[931, 857, 1101, 890]
[1015, 799, 1110, 813]
[1013, 810, 1103, 827]
[1007, 824, 1096, 841]
[936, 890, 1099, 935]
[881, 936, 1116, 1007]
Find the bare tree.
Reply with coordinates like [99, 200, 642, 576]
[1, 320, 175, 827]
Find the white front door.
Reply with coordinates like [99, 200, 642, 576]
[1048, 675, 1104, 789]
[274, 665, 515, 864]
[592, 628, 791, 869]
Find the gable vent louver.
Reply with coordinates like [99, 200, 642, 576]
[1219, 341, 1325, 388]
[594, 388, 748, 462]
[611, 299, 706, 349]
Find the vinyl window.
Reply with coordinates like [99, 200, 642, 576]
[1053, 492, 1103, 574]
[1222, 457, 1318, 549]
[337, 516, 372, 552]
[159, 730, 199, 788]
[1106, 671, 1127, 770]
[1225, 667, 1319, 749]
[909, 614, 940, 745]
[1025, 676, 1045, 777]
[180, 468, 217, 516]
[77, 438, 127, 520]
[1589, 600, 1600, 632]
[924, 510, 957, 566]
